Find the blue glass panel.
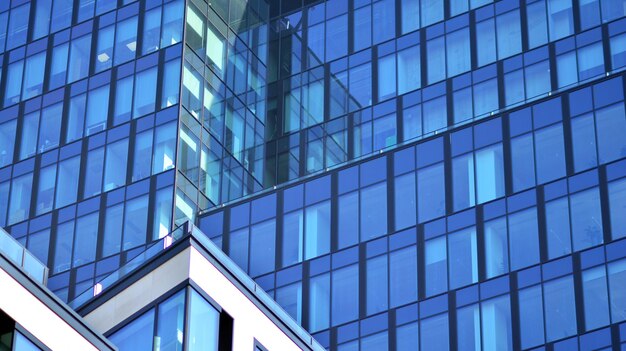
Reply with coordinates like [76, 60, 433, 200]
[73, 212, 98, 266]
[396, 322, 419, 351]
[188, 289, 219, 351]
[390, 246, 418, 308]
[305, 201, 330, 260]
[544, 276, 577, 342]
[425, 236, 447, 296]
[156, 290, 185, 351]
[519, 285, 545, 349]
[0, 119, 16, 167]
[55, 156, 80, 209]
[596, 103, 626, 164]
[338, 192, 359, 249]
[582, 266, 610, 330]
[361, 182, 387, 241]
[509, 208, 540, 271]
[546, 197, 572, 259]
[250, 220, 276, 276]
[485, 217, 508, 279]
[481, 295, 512, 351]
[420, 313, 449, 351]
[123, 195, 149, 251]
[366, 255, 388, 315]
[570, 187, 603, 251]
[332, 264, 359, 326]
[309, 273, 330, 332]
[448, 227, 478, 289]
[457, 304, 480, 351]
[608, 259, 626, 322]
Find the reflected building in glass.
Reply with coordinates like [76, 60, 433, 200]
[1, 0, 626, 349]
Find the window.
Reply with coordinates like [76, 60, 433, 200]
[187, 289, 219, 351]
[509, 208, 540, 271]
[481, 295, 512, 351]
[418, 163, 445, 223]
[155, 291, 185, 351]
[448, 227, 478, 289]
[361, 182, 387, 241]
[110, 309, 156, 351]
[8, 173, 33, 225]
[366, 255, 388, 315]
[104, 139, 129, 191]
[545, 197, 572, 259]
[332, 264, 359, 326]
[390, 245, 418, 307]
[518, 285, 545, 349]
[425, 236, 447, 296]
[609, 178, 626, 239]
[36, 166, 56, 215]
[582, 266, 610, 330]
[309, 273, 330, 332]
[544, 276, 577, 342]
[73, 212, 98, 266]
[55, 157, 80, 208]
[420, 313, 449, 351]
[484, 217, 508, 279]
[39, 103, 62, 153]
[305, 201, 330, 260]
[570, 187, 603, 251]
[123, 195, 149, 250]
[86, 86, 109, 135]
[68, 34, 92, 83]
[249, 220, 276, 276]
[608, 259, 626, 322]
[0, 119, 16, 167]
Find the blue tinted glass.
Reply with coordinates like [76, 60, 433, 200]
[396, 322, 419, 351]
[447, 28, 471, 77]
[68, 35, 92, 83]
[477, 19, 496, 66]
[53, 221, 74, 273]
[611, 33, 626, 69]
[142, 7, 161, 55]
[579, 0, 601, 29]
[229, 228, 249, 271]
[546, 197, 572, 259]
[571, 114, 598, 172]
[476, 144, 504, 204]
[395, 173, 416, 230]
[102, 204, 123, 257]
[527, 1, 548, 48]
[509, 208, 540, 271]
[0, 120, 16, 167]
[33, 0, 52, 39]
[547, 0, 573, 41]
[0, 182, 7, 227]
[123, 195, 149, 250]
[188, 289, 219, 351]
[95, 25, 114, 72]
[22, 52, 46, 100]
[421, 0, 443, 26]
[55, 156, 80, 208]
[13, 332, 41, 351]
[156, 291, 185, 351]
[511, 134, 535, 192]
[366, 255, 388, 315]
[535, 124, 566, 184]
[361, 331, 388, 351]
[51, 0, 72, 32]
[481, 295, 512, 351]
[276, 282, 302, 323]
[390, 246, 418, 307]
[50, 43, 69, 90]
[582, 266, 610, 330]
[27, 229, 50, 265]
[457, 304, 480, 351]
[544, 276, 577, 342]
[452, 154, 475, 211]
[39, 103, 62, 153]
[519, 285, 545, 349]
[309, 273, 330, 332]
[20, 111, 39, 160]
[250, 220, 276, 276]
[305, 201, 330, 260]
[420, 313, 449, 351]
[6, 4, 29, 50]
[418, 163, 445, 223]
[361, 182, 387, 241]
[427, 37, 446, 83]
[570, 188, 603, 251]
[161, 0, 184, 48]
[609, 178, 626, 239]
[9, 173, 33, 224]
[104, 139, 129, 191]
[86, 86, 110, 135]
[132, 131, 153, 181]
[4, 60, 23, 106]
[332, 264, 359, 326]
[73, 212, 98, 266]
[497, 10, 521, 59]
[114, 17, 138, 65]
[425, 236, 447, 296]
[134, 67, 158, 118]
[373, 0, 395, 44]
[595, 103, 626, 164]
[448, 227, 477, 289]
[36, 166, 56, 215]
[67, 94, 86, 143]
[338, 192, 359, 249]
[84, 147, 104, 197]
[282, 210, 303, 266]
[485, 217, 508, 279]
[608, 259, 626, 322]
[398, 45, 421, 94]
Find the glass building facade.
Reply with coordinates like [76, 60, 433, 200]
[1, 0, 626, 349]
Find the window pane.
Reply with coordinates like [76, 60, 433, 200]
[102, 204, 123, 257]
[338, 192, 359, 249]
[608, 259, 626, 322]
[305, 201, 330, 259]
[309, 273, 330, 332]
[133, 68, 158, 118]
[420, 313, 449, 351]
[571, 114, 598, 172]
[481, 295, 512, 351]
[22, 52, 46, 99]
[84, 147, 104, 197]
[332, 264, 359, 326]
[0, 119, 16, 167]
[249, 220, 276, 276]
[452, 154, 475, 211]
[361, 182, 387, 240]
[518, 286, 545, 349]
[475, 144, 505, 204]
[390, 246, 418, 307]
[544, 276, 577, 342]
[457, 304, 481, 351]
[36, 166, 56, 215]
[535, 124, 566, 184]
[156, 291, 185, 351]
[114, 17, 137, 65]
[188, 290, 219, 351]
[511, 134, 535, 192]
[68, 35, 92, 83]
[570, 188, 603, 251]
[39, 103, 62, 153]
[276, 282, 302, 323]
[53, 221, 74, 273]
[395, 173, 416, 230]
[418, 163, 445, 223]
[283, 210, 303, 266]
[153, 187, 173, 240]
[132, 131, 153, 181]
[595, 103, 626, 164]
[366, 255, 388, 315]
[546, 197, 572, 259]
[425, 236, 447, 296]
[19, 112, 39, 160]
[509, 208, 540, 271]
[86, 86, 110, 135]
[104, 139, 129, 191]
[142, 7, 161, 55]
[398, 45, 420, 94]
[448, 227, 478, 289]
[55, 156, 80, 208]
[582, 266, 610, 330]
[8, 173, 33, 224]
[123, 195, 149, 251]
[110, 309, 155, 351]
[66, 94, 86, 143]
[485, 217, 508, 279]
[609, 178, 626, 239]
[396, 322, 419, 351]
[114, 76, 134, 125]
[73, 212, 98, 266]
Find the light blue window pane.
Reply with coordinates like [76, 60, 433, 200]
[77, 0, 95, 21]
[362, 331, 388, 351]
[53, 221, 74, 273]
[485, 217, 508, 279]
[250, 220, 276, 276]
[114, 75, 135, 124]
[353, 5, 371, 52]
[276, 282, 302, 323]
[418, 163, 445, 223]
[390, 246, 417, 307]
[453, 88, 472, 123]
[447, 28, 471, 77]
[546, 197, 572, 259]
[102, 203, 123, 257]
[473, 78, 498, 117]
[22, 52, 46, 100]
[51, 0, 72, 32]
[366, 255, 388, 315]
[571, 187, 603, 251]
[609, 179, 626, 239]
[378, 55, 396, 101]
[544, 276, 577, 342]
[73, 212, 98, 266]
[96, 0, 116, 16]
[601, 0, 626, 22]
[504, 70, 525, 106]
[326, 15, 347, 61]
[396, 322, 419, 351]
[188, 289, 219, 351]
[309, 273, 330, 332]
[373, 113, 396, 149]
[104, 139, 129, 191]
[109, 309, 155, 351]
[55, 156, 80, 208]
[229, 228, 249, 271]
[427, 37, 446, 84]
[153, 122, 177, 173]
[332, 264, 359, 326]
[67, 94, 86, 143]
[349, 63, 372, 111]
[142, 7, 161, 55]
[27, 229, 50, 265]
[132, 131, 153, 181]
[535, 124, 566, 184]
[509, 208, 540, 271]
[476, 19, 496, 66]
[86, 86, 109, 135]
[596, 103, 626, 164]
[338, 192, 359, 249]
[36, 166, 56, 215]
[448, 227, 478, 289]
[50, 43, 69, 90]
[123, 195, 148, 251]
[0, 182, 8, 227]
[133, 67, 158, 117]
[84, 147, 104, 197]
[451, 0, 469, 16]
[162, 58, 181, 108]
[6, 4, 29, 50]
[156, 291, 185, 351]
[0, 119, 16, 167]
[525, 61, 551, 99]
[13, 332, 41, 351]
[4, 60, 23, 106]
[421, 0, 443, 27]
[305, 201, 330, 260]
[395, 172, 416, 230]
[420, 313, 449, 351]
[401, 0, 419, 34]
[361, 182, 387, 241]
[95, 25, 113, 72]
[39, 103, 62, 153]
[511, 134, 535, 191]
[579, 0, 601, 30]
[519, 286, 545, 349]
[0, 13, 6, 51]
[338, 341, 358, 351]
[425, 236, 447, 296]
[608, 259, 626, 322]
[20, 112, 39, 160]
[583, 266, 610, 330]
[373, 0, 395, 44]
[476, 144, 505, 204]
[423, 96, 447, 133]
[547, 0, 574, 41]
[557, 52, 578, 88]
[403, 103, 422, 141]
[283, 210, 303, 266]
[68, 35, 92, 83]
[457, 304, 480, 351]
[114, 16, 138, 65]
[307, 22, 324, 69]
[578, 43, 604, 81]
[497, 10, 521, 59]
[34, 0, 52, 39]
[398, 45, 420, 95]
[481, 295, 512, 351]
[611, 33, 626, 69]
[153, 187, 173, 240]
[161, 0, 184, 48]
[571, 114, 598, 171]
